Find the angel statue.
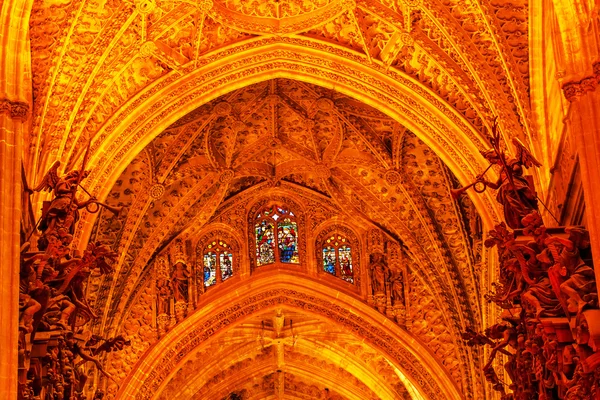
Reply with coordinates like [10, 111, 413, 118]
[452, 119, 541, 229]
[34, 161, 120, 250]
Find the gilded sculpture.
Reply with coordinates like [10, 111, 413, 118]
[466, 205, 600, 398]
[453, 120, 542, 229]
[18, 162, 127, 399]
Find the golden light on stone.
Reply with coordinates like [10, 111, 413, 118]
[3, 0, 600, 399]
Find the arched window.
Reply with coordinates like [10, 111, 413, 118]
[255, 206, 299, 265]
[202, 239, 233, 289]
[321, 235, 354, 283]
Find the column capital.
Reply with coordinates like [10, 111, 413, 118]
[562, 61, 600, 102]
[0, 98, 29, 121]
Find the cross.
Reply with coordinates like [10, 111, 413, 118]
[258, 309, 298, 399]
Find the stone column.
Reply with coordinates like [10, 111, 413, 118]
[0, 1, 32, 398]
[563, 65, 600, 284]
[0, 110, 25, 400]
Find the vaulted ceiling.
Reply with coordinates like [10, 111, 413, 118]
[25, 0, 533, 399]
[28, 0, 531, 202]
[154, 309, 416, 400]
[86, 79, 485, 399]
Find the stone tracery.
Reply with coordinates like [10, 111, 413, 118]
[63, 78, 484, 399]
[9, 0, 598, 398]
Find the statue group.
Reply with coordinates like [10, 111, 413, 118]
[19, 161, 128, 400]
[456, 121, 600, 399]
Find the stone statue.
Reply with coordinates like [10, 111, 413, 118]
[452, 120, 542, 229]
[156, 277, 172, 315]
[370, 253, 387, 294]
[390, 271, 404, 306]
[171, 261, 190, 303]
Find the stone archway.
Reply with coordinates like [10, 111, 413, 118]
[116, 273, 462, 400]
[73, 45, 500, 249]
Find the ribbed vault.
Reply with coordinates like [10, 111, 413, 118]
[114, 275, 462, 400]
[17, 0, 537, 398]
[155, 309, 415, 400]
[85, 78, 487, 399]
[27, 0, 537, 233]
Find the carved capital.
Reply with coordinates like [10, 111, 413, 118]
[562, 61, 600, 102]
[0, 98, 29, 120]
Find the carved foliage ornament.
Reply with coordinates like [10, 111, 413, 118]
[562, 62, 600, 102]
[0, 98, 29, 120]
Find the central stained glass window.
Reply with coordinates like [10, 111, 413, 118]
[255, 206, 299, 265]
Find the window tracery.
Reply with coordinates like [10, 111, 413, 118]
[316, 225, 360, 286]
[254, 206, 299, 265]
[322, 235, 354, 283]
[196, 231, 239, 292]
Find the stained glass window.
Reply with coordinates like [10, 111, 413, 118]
[255, 219, 275, 266]
[220, 252, 233, 281]
[278, 218, 299, 263]
[323, 246, 336, 275]
[339, 245, 353, 283]
[255, 205, 300, 265]
[202, 239, 234, 289]
[203, 252, 217, 287]
[322, 235, 353, 283]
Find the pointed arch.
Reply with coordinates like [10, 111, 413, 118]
[69, 44, 501, 253]
[315, 223, 362, 287]
[116, 273, 463, 400]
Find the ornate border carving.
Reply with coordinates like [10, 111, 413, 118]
[562, 61, 600, 102]
[0, 98, 29, 120]
[117, 284, 461, 400]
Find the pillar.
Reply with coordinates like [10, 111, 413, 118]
[563, 64, 600, 286]
[0, 0, 33, 398]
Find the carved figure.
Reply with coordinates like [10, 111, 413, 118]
[370, 253, 387, 294]
[18, 293, 41, 333]
[452, 120, 541, 229]
[51, 243, 116, 324]
[33, 162, 94, 249]
[20, 160, 128, 398]
[545, 228, 597, 315]
[33, 161, 122, 250]
[479, 140, 540, 229]
[171, 261, 190, 303]
[390, 271, 404, 306]
[84, 334, 131, 356]
[156, 277, 173, 315]
[45, 290, 77, 329]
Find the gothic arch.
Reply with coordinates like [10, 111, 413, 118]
[116, 273, 462, 400]
[195, 228, 242, 288]
[69, 46, 501, 251]
[193, 222, 246, 263]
